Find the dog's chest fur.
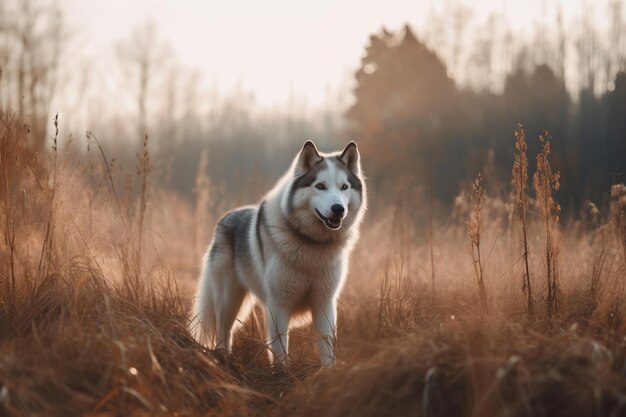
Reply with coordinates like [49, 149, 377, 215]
[235, 198, 349, 309]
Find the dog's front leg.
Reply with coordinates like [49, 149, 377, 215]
[313, 299, 337, 368]
[266, 305, 290, 366]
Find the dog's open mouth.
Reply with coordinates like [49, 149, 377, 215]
[315, 209, 342, 230]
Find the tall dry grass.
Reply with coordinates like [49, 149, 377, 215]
[2, 116, 626, 417]
[466, 172, 489, 313]
[512, 124, 533, 316]
[0, 115, 267, 416]
[613, 183, 626, 272]
[533, 129, 561, 318]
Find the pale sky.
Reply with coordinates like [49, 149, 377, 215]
[59, 0, 593, 110]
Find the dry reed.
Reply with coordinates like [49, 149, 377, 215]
[512, 124, 533, 316]
[533, 129, 561, 318]
[466, 172, 489, 313]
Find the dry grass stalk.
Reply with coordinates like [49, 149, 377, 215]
[512, 124, 533, 316]
[590, 250, 608, 306]
[533, 129, 561, 318]
[612, 183, 626, 272]
[429, 175, 436, 295]
[377, 255, 416, 334]
[466, 172, 489, 313]
[136, 134, 151, 274]
[1, 117, 31, 305]
[86, 130, 128, 231]
[38, 113, 60, 278]
[118, 133, 153, 301]
[193, 148, 211, 260]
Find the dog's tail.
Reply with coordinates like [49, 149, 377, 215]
[190, 251, 218, 347]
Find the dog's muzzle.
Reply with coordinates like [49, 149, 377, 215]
[315, 209, 343, 230]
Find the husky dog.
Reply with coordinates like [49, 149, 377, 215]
[191, 141, 366, 367]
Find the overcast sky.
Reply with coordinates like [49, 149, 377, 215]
[59, 0, 594, 109]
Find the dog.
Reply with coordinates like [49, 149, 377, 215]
[190, 140, 366, 367]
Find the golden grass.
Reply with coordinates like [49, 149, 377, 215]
[533, 129, 561, 318]
[2, 116, 626, 417]
[512, 124, 533, 315]
[466, 172, 489, 313]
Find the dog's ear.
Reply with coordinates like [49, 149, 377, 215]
[296, 140, 322, 173]
[339, 141, 360, 174]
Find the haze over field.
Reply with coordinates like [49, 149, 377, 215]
[3, 0, 624, 210]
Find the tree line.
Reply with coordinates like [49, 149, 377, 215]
[1, 0, 624, 217]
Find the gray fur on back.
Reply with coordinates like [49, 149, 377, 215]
[211, 207, 254, 262]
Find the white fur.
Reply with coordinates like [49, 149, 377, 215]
[190, 142, 366, 367]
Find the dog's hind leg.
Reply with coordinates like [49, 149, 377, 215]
[191, 251, 219, 347]
[266, 304, 290, 366]
[215, 276, 247, 351]
[192, 249, 246, 351]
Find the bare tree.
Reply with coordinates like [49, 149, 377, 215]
[555, 6, 567, 83]
[576, 2, 601, 94]
[468, 15, 497, 91]
[447, 1, 472, 84]
[607, 0, 625, 87]
[0, 0, 66, 149]
[116, 20, 170, 141]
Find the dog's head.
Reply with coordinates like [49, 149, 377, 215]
[286, 140, 365, 237]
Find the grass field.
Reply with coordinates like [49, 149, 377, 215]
[2, 117, 626, 417]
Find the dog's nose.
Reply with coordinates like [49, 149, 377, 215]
[331, 204, 345, 215]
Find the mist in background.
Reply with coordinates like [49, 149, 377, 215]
[0, 0, 625, 221]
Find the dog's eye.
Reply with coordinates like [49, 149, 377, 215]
[315, 183, 326, 190]
[341, 184, 349, 190]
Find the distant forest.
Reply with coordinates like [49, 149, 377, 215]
[1, 0, 625, 217]
[348, 25, 626, 214]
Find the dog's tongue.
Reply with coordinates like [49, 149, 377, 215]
[328, 218, 341, 227]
